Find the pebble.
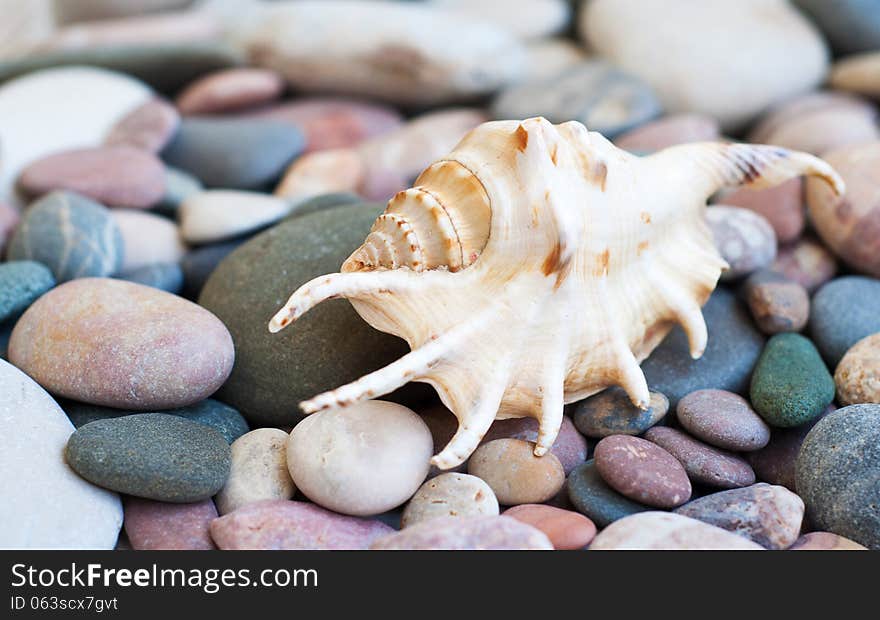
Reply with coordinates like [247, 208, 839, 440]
[63, 399, 249, 444]
[642, 287, 765, 409]
[589, 511, 764, 550]
[47, 11, 223, 51]
[468, 439, 565, 506]
[235, 1, 523, 105]
[155, 166, 202, 216]
[614, 114, 721, 153]
[124, 497, 217, 551]
[180, 238, 244, 299]
[674, 483, 804, 549]
[287, 401, 432, 516]
[644, 427, 756, 489]
[369, 515, 552, 550]
[104, 97, 180, 154]
[481, 415, 588, 475]
[176, 68, 285, 115]
[572, 387, 668, 438]
[835, 333, 880, 405]
[830, 52, 880, 100]
[250, 98, 403, 153]
[9, 278, 233, 409]
[520, 38, 588, 83]
[747, 92, 879, 156]
[0, 66, 151, 207]
[491, 60, 661, 138]
[66, 413, 231, 502]
[743, 270, 810, 335]
[746, 405, 833, 491]
[809, 276, 880, 367]
[793, 0, 880, 55]
[676, 389, 770, 451]
[807, 142, 880, 277]
[788, 532, 868, 551]
[162, 117, 305, 189]
[566, 460, 650, 528]
[54, 0, 195, 24]
[502, 505, 596, 550]
[275, 108, 486, 203]
[401, 473, 499, 528]
[198, 203, 410, 426]
[6, 191, 124, 283]
[215, 429, 295, 515]
[435, 0, 570, 40]
[797, 404, 880, 549]
[117, 262, 184, 294]
[593, 435, 691, 508]
[771, 237, 838, 293]
[179, 190, 291, 244]
[0, 261, 55, 323]
[112, 209, 187, 272]
[581, 0, 828, 131]
[210, 500, 394, 550]
[750, 333, 835, 428]
[17, 145, 165, 209]
[716, 179, 804, 244]
[706, 206, 777, 281]
[0, 358, 122, 549]
[0, 201, 18, 254]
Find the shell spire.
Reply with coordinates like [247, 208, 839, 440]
[270, 117, 844, 469]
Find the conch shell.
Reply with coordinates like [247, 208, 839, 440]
[269, 117, 843, 469]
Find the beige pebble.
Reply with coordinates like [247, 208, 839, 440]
[468, 439, 564, 505]
[112, 209, 187, 272]
[834, 333, 880, 405]
[401, 473, 499, 528]
[179, 190, 291, 245]
[590, 511, 765, 550]
[215, 428, 295, 516]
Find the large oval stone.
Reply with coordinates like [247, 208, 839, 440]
[0, 359, 122, 549]
[9, 278, 233, 409]
[198, 203, 411, 426]
[589, 511, 764, 550]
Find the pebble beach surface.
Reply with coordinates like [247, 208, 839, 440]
[1, 0, 879, 551]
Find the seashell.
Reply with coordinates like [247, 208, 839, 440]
[269, 117, 843, 470]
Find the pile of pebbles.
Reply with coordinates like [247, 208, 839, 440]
[1, 0, 879, 551]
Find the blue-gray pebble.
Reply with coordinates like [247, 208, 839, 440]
[6, 191, 124, 283]
[0, 260, 55, 322]
[793, 0, 880, 55]
[117, 262, 184, 294]
[809, 276, 880, 368]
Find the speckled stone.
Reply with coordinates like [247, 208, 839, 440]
[215, 429, 295, 515]
[809, 276, 880, 367]
[674, 483, 804, 549]
[594, 435, 691, 508]
[0, 260, 55, 323]
[750, 333, 835, 428]
[468, 439, 565, 506]
[117, 262, 183, 294]
[566, 460, 650, 528]
[162, 117, 304, 189]
[210, 500, 393, 550]
[641, 287, 765, 410]
[492, 60, 661, 138]
[707, 206, 777, 281]
[9, 278, 234, 409]
[835, 333, 880, 405]
[743, 269, 810, 335]
[676, 389, 770, 451]
[6, 191, 123, 283]
[590, 511, 764, 550]
[176, 68, 285, 115]
[796, 404, 880, 549]
[198, 204, 411, 426]
[370, 515, 553, 550]
[614, 114, 720, 153]
[104, 98, 180, 154]
[401, 473, 499, 528]
[772, 237, 838, 293]
[572, 387, 668, 438]
[18, 146, 165, 209]
[481, 414, 588, 475]
[714, 179, 804, 243]
[124, 497, 216, 550]
[63, 398, 248, 444]
[503, 504, 596, 550]
[788, 532, 868, 551]
[644, 427, 756, 489]
[66, 413, 231, 502]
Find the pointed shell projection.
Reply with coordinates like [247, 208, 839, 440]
[270, 117, 843, 469]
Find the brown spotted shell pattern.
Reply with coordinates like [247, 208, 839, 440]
[270, 117, 843, 469]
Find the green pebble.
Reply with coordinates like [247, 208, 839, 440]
[749, 333, 835, 428]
